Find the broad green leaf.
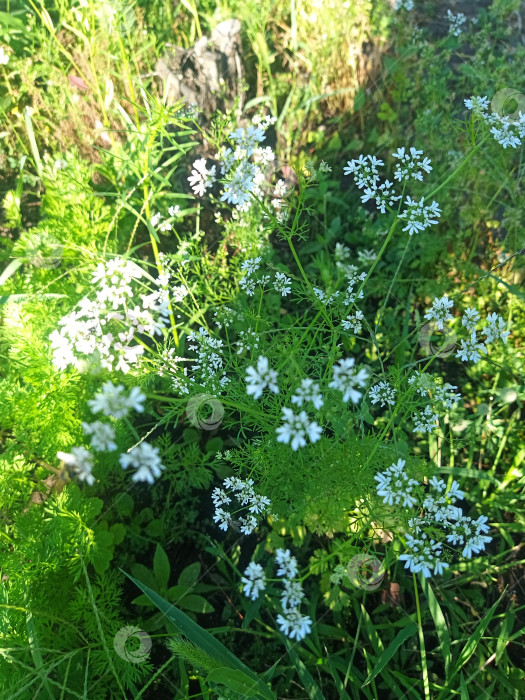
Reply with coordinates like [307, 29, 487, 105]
[130, 563, 158, 591]
[178, 561, 201, 589]
[122, 571, 275, 700]
[459, 672, 469, 700]
[180, 594, 214, 614]
[419, 576, 451, 673]
[206, 667, 262, 697]
[284, 639, 324, 700]
[362, 623, 417, 686]
[496, 609, 515, 664]
[0, 259, 22, 287]
[154, 544, 171, 591]
[449, 595, 501, 683]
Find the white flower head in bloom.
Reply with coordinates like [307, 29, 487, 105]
[281, 579, 305, 610]
[412, 405, 439, 433]
[343, 154, 384, 190]
[424, 296, 454, 330]
[188, 158, 216, 197]
[399, 196, 441, 236]
[445, 515, 492, 558]
[329, 357, 370, 404]
[276, 609, 312, 641]
[213, 508, 232, 531]
[274, 271, 292, 296]
[275, 549, 299, 578]
[57, 447, 95, 485]
[369, 381, 397, 407]
[395, 0, 414, 10]
[464, 94, 525, 149]
[291, 379, 324, 410]
[276, 408, 323, 450]
[399, 535, 449, 578]
[464, 96, 490, 115]
[375, 458, 420, 508]
[482, 312, 510, 344]
[360, 178, 402, 214]
[455, 331, 487, 363]
[88, 381, 146, 419]
[211, 477, 272, 535]
[245, 356, 279, 399]
[462, 307, 480, 331]
[228, 125, 266, 157]
[341, 310, 364, 334]
[119, 442, 165, 484]
[447, 9, 466, 36]
[392, 147, 432, 182]
[81, 421, 117, 451]
[241, 561, 266, 600]
[0, 47, 9, 65]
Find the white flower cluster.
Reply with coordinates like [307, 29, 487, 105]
[341, 310, 364, 334]
[274, 549, 311, 641]
[424, 295, 454, 330]
[465, 95, 525, 149]
[394, 0, 414, 10]
[447, 10, 466, 36]
[376, 462, 492, 576]
[344, 151, 440, 235]
[188, 115, 278, 212]
[188, 158, 217, 197]
[88, 380, 146, 418]
[245, 356, 279, 399]
[50, 258, 176, 374]
[291, 379, 324, 410]
[409, 372, 461, 434]
[238, 257, 291, 297]
[150, 207, 180, 232]
[57, 382, 162, 485]
[313, 287, 340, 305]
[187, 327, 229, 392]
[375, 458, 420, 507]
[369, 380, 397, 407]
[120, 442, 165, 484]
[408, 371, 461, 409]
[392, 147, 432, 182]
[342, 267, 366, 306]
[235, 329, 260, 355]
[329, 357, 370, 404]
[412, 405, 439, 434]
[424, 297, 510, 363]
[212, 476, 272, 535]
[398, 196, 441, 236]
[241, 548, 312, 641]
[276, 407, 322, 450]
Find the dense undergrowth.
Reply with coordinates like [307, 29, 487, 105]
[0, 1, 524, 698]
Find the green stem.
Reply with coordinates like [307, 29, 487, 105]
[414, 574, 430, 700]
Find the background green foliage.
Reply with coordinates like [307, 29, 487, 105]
[0, 0, 524, 698]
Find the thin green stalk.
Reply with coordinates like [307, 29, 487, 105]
[414, 574, 430, 700]
[141, 130, 180, 347]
